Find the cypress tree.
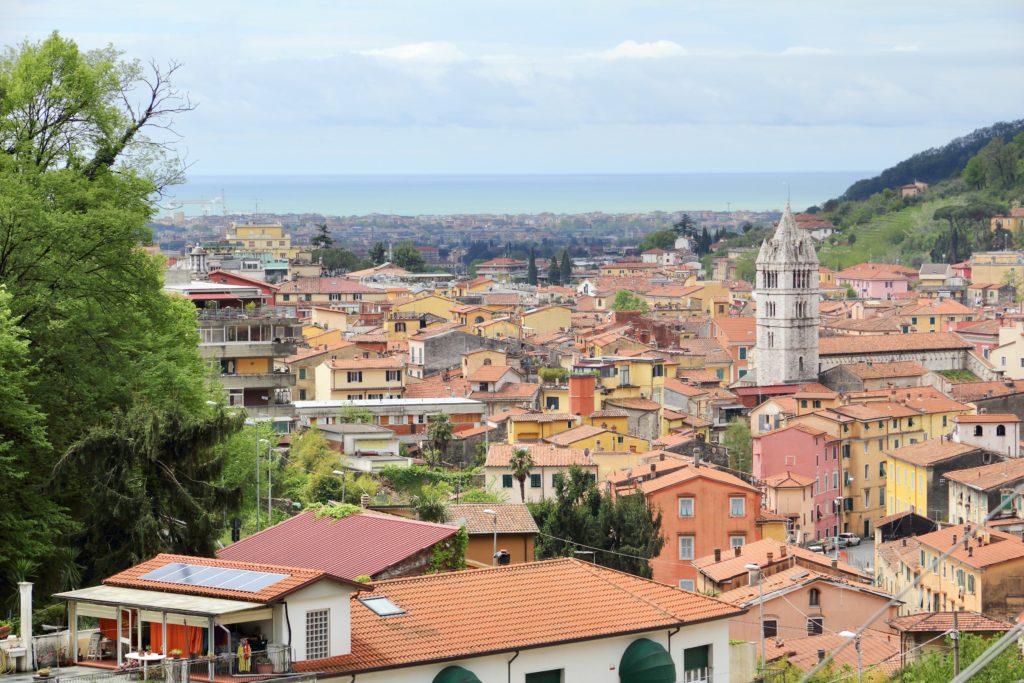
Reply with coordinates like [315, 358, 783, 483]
[527, 247, 538, 285]
[560, 250, 572, 283]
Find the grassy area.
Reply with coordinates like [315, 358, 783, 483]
[936, 369, 980, 382]
[816, 197, 961, 270]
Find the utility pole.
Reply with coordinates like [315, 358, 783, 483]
[952, 609, 961, 676]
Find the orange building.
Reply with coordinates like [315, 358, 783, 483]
[632, 465, 761, 590]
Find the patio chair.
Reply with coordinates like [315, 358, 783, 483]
[86, 632, 103, 660]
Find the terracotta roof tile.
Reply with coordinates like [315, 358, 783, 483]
[766, 630, 901, 676]
[544, 424, 609, 446]
[295, 558, 743, 675]
[485, 443, 594, 468]
[465, 365, 519, 382]
[917, 524, 1024, 568]
[955, 413, 1021, 423]
[819, 332, 971, 356]
[446, 504, 539, 535]
[605, 397, 662, 411]
[693, 539, 867, 583]
[944, 459, 1024, 491]
[324, 356, 405, 370]
[888, 611, 1011, 633]
[839, 361, 930, 379]
[637, 464, 758, 495]
[885, 438, 980, 467]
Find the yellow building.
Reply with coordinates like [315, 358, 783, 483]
[227, 222, 302, 260]
[474, 317, 522, 339]
[898, 300, 973, 333]
[282, 341, 368, 402]
[314, 356, 406, 400]
[545, 424, 650, 453]
[885, 439, 988, 519]
[540, 384, 569, 413]
[599, 262, 662, 277]
[587, 408, 630, 434]
[452, 305, 499, 332]
[507, 413, 577, 442]
[791, 402, 926, 538]
[522, 305, 572, 336]
[577, 356, 669, 407]
[848, 386, 972, 441]
[393, 293, 458, 321]
[309, 306, 350, 332]
[278, 277, 387, 307]
[461, 349, 509, 378]
[969, 251, 1024, 285]
[302, 326, 344, 348]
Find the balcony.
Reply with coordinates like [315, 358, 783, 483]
[241, 403, 296, 418]
[200, 340, 298, 359]
[219, 372, 296, 390]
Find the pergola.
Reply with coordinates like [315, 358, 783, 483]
[55, 585, 272, 665]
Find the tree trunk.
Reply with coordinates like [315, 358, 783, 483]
[519, 478, 526, 503]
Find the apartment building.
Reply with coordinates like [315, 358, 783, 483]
[314, 356, 406, 400]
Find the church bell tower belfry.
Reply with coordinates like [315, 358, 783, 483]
[754, 204, 819, 385]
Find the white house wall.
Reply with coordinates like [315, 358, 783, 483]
[284, 582, 355, 660]
[340, 620, 730, 683]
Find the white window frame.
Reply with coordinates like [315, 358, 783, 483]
[729, 497, 745, 517]
[678, 579, 695, 591]
[729, 535, 745, 549]
[678, 535, 694, 560]
[678, 497, 694, 518]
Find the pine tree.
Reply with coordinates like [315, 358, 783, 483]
[369, 242, 387, 265]
[560, 249, 572, 283]
[527, 247, 538, 285]
[547, 257, 561, 285]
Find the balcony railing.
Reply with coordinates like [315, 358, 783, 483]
[197, 307, 299, 322]
[219, 372, 296, 389]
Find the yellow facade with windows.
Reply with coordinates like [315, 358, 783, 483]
[393, 294, 457, 321]
[522, 305, 572, 335]
[886, 456, 929, 517]
[507, 416, 576, 443]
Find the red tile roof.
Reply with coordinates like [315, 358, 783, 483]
[693, 539, 868, 583]
[916, 524, 1024, 568]
[104, 553, 364, 602]
[446, 504, 539, 535]
[294, 558, 743, 675]
[637, 464, 758, 495]
[944, 458, 1024, 491]
[325, 356, 405, 370]
[955, 413, 1020, 423]
[217, 511, 456, 580]
[885, 438, 980, 467]
[888, 611, 1011, 633]
[819, 332, 971, 356]
[766, 630, 901, 676]
[485, 443, 593, 468]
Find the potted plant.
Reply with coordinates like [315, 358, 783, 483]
[254, 654, 272, 675]
[0, 620, 10, 639]
[37, 668, 51, 678]
[168, 649, 182, 660]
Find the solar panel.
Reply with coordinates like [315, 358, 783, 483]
[140, 563, 288, 593]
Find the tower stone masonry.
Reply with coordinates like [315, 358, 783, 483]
[754, 203, 819, 385]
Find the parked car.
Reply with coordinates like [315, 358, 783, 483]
[838, 532, 862, 547]
[807, 544, 825, 554]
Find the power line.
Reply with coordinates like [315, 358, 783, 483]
[800, 477, 1024, 682]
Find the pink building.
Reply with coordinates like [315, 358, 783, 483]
[752, 424, 841, 540]
[835, 264, 911, 300]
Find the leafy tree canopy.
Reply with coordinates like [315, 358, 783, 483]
[611, 289, 649, 313]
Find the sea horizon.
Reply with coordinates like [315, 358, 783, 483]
[163, 171, 872, 218]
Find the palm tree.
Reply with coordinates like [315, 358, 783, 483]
[509, 447, 534, 503]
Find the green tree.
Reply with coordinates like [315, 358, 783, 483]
[290, 426, 335, 474]
[392, 241, 426, 271]
[611, 289, 649, 313]
[55, 404, 244, 581]
[310, 223, 333, 249]
[314, 247, 369, 274]
[547, 257, 561, 285]
[538, 367, 569, 384]
[509, 447, 534, 503]
[896, 633, 1024, 682]
[337, 405, 374, 424]
[560, 249, 572, 283]
[0, 287, 75, 604]
[639, 229, 677, 251]
[412, 481, 450, 523]
[673, 213, 697, 236]
[369, 242, 387, 265]
[527, 247, 538, 285]
[723, 419, 753, 473]
[735, 251, 757, 283]
[427, 414, 454, 460]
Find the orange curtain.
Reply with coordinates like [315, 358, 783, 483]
[147, 623, 205, 656]
[98, 618, 118, 640]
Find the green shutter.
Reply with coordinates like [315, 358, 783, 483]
[619, 637, 676, 683]
[432, 666, 482, 683]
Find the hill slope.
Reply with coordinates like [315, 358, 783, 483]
[842, 119, 1024, 201]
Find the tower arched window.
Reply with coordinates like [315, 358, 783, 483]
[767, 331, 774, 348]
[997, 425, 1007, 436]
[799, 356, 804, 372]
[974, 426, 984, 437]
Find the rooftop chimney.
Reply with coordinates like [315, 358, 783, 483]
[714, 548, 722, 562]
[650, 463, 657, 473]
[734, 546, 742, 558]
[968, 546, 974, 557]
[817, 650, 826, 663]
[767, 552, 774, 563]
[952, 534, 958, 545]
[831, 559, 838, 569]
[902, 538, 907, 547]
[780, 546, 787, 558]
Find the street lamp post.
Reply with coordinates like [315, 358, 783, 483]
[839, 631, 863, 683]
[257, 437, 269, 531]
[745, 563, 764, 667]
[267, 443, 275, 524]
[483, 509, 498, 565]
[332, 470, 347, 503]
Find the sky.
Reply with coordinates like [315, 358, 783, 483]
[4, 0, 1022, 175]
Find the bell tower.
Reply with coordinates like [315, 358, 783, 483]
[754, 204, 819, 385]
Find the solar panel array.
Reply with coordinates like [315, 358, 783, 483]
[140, 562, 289, 593]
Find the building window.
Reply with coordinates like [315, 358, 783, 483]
[730, 535, 745, 549]
[807, 617, 824, 635]
[502, 475, 513, 488]
[879, 462, 886, 477]
[394, 322, 406, 332]
[832, 471, 839, 490]
[305, 609, 330, 660]
[763, 620, 778, 638]
[386, 370, 402, 382]
[525, 671, 563, 683]
[678, 536, 694, 560]
[997, 425, 1007, 436]
[716, 368, 724, 380]
[968, 574, 976, 594]
[809, 588, 821, 607]
[678, 579, 695, 591]
[730, 497, 745, 517]
[347, 371, 363, 383]
[298, 389, 306, 400]
[942, 415, 948, 427]
[546, 396, 560, 410]
[739, 347, 747, 360]
[298, 368, 306, 380]
[813, 400, 821, 409]
[678, 497, 694, 518]
[530, 473, 541, 488]
[864, 464, 870, 480]
[974, 426, 983, 437]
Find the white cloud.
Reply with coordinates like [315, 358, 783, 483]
[598, 40, 688, 60]
[362, 42, 465, 63]
[781, 46, 833, 56]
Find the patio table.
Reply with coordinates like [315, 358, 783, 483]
[125, 652, 166, 678]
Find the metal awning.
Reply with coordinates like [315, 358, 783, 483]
[54, 585, 265, 617]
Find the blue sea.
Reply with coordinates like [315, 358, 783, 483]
[164, 172, 869, 217]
